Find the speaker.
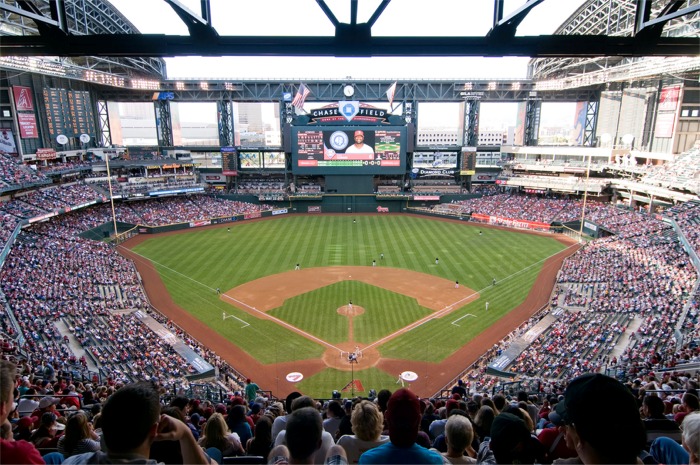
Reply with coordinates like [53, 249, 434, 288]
[283, 124, 292, 153]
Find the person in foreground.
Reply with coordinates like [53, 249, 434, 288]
[555, 373, 646, 465]
[63, 382, 213, 464]
[0, 359, 45, 464]
[267, 406, 347, 465]
[650, 412, 700, 465]
[358, 388, 444, 464]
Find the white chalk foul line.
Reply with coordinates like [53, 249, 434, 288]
[122, 247, 342, 352]
[451, 314, 477, 326]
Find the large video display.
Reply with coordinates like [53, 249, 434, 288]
[292, 126, 406, 174]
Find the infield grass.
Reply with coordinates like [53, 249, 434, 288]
[129, 214, 567, 396]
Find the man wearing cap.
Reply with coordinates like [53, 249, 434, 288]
[31, 395, 62, 428]
[359, 388, 443, 464]
[245, 378, 260, 403]
[16, 387, 40, 417]
[0, 360, 44, 464]
[555, 373, 646, 465]
[345, 131, 374, 156]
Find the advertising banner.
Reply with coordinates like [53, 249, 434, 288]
[36, 148, 57, 160]
[12, 86, 34, 111]
[471, 213, 550, 231]
[18, 113, 38, 138]
[0, 129, 18, 155]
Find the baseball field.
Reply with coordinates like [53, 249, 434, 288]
[122, 214, 578, 398]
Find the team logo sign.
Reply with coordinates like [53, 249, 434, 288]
[329, 131, 349, 151]
[339, 101, 359, 121]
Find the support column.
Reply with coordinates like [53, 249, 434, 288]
[583, 100, 599, 147]
[97, 100, 111, 147]
[462, 100, 480, 147]
[524, 100, 541, 146]
[154, 100, 173, 147]
[218, 100, 234, 147]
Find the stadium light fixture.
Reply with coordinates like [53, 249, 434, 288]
[131, 79, 160, 90]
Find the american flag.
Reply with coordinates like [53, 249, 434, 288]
[292, 83, 311, 110]
[386, 81, 397, 108]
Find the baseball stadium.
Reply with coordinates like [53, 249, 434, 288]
[0, 1, 699, 464]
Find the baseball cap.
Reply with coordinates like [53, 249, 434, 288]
[354, 130, 364, 136]
[490, 412, 530, 449]
[38, 396, 60, 409]
[554, 373, 646, 461]
[555, 373, 636, 427]
[386, 388, 422, 447]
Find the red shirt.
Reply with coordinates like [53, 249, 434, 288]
[0, 438, 45, 464]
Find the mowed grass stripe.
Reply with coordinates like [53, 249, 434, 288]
[132, 215, 566, 368]
[380, 267, 541, 361]
[270, 282, 431, 344]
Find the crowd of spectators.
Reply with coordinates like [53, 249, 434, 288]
[0, 154, 48, 190]
[0, 195, 274, 404]
[2, 356, 699, 465]
[35, 160, 93, 176]
[1, 178, 700, 464]
[642, 143, 700, 193]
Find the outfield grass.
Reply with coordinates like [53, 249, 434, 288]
[131, 215, 567, 396]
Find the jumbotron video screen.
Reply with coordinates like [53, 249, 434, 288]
[292, 126, 406, 175]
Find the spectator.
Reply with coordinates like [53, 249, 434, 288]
[555, 373, 646, 465]
[199, 412, 244, 457]
[336, 400, 389, 464]
[30, 412, 64, 448]
[472, 405, 494, 442]
[63, 382, 210, 464]
[274, 396, 334, 464]
[323, 400, 345, 438]
[358, 388, 443, 464]
[0, 360, 44, 464]
[224, 405, 251, 451]
[271, 392, 302, 441]
[57, 412, 100, 457]
[642, 394, 681, 444]
[440, 414, 476, 464]
[267, 407, 324, 465]
[246, 415, 273, 458]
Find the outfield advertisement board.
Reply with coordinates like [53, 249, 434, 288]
[292, 126, 406, 175]
[472, 213, 550, 231]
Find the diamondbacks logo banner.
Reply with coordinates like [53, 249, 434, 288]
[12, 86, 34, 111]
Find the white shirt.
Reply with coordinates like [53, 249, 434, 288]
[336, 434, 390, 464]
[274, 429, 334, 464]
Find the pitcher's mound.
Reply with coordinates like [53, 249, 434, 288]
[338, 305, 365, 317]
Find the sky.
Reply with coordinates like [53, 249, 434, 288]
[106, 0, 587, 129]
[107, 0, 588, 80]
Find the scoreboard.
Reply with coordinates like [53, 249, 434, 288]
[292, 126, 406, 175]
[43, 88, 96, 139]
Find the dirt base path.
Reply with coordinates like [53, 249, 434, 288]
[121, 215, 579, 397]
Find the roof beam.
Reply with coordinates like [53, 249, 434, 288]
[488, 0, 544, 39]
[0, 34, 697, 58]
